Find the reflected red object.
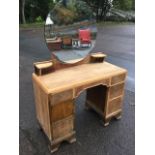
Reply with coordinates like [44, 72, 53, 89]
[79, 29, 91, 45]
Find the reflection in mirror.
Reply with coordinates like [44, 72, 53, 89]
[44, 0, 97, 63]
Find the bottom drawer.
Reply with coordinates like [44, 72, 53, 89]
[52, 116, 74, 139]
[108, 97, 123, 114]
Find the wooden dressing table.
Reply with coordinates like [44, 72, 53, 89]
[32, 53, 127, 153]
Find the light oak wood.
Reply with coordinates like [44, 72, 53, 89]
[33, 53, 107, 75]
[34, 61, 53, 76]
[35, 61, 53, 68]
[33, 62, 126, 94]
[32, 57, 127, 153]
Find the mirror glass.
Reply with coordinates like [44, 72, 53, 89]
[44, 0, 97, 63]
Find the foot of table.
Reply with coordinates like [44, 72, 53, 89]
[115, 112, 122, 120]
[115, 115, 122, 120]
[66, 134, 76, 144]
[49, 143, 60, 153]
[49, 133, 76, 153]
[103, 118, 111, 127]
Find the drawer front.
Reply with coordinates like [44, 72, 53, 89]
[51, 89, 73, 105]
[108, 97, 123, 114]
[51, 100, 74, 122]
[109, 83, 125, 99]
[52, 116, 74, 139]
[111, 73, 126, 85]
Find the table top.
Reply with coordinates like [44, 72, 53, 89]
[33, 62, 127, 94]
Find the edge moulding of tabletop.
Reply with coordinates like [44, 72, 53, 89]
[32, 52, 127, 153]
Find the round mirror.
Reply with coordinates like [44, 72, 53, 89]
[44, 0, 97, 63]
